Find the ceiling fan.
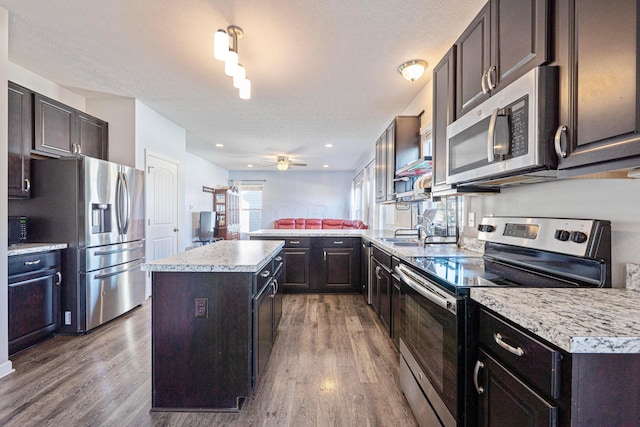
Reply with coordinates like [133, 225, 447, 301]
[275, 155, 307, 171]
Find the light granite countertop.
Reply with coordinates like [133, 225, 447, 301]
[250, 228, 482, 259]
[471, 288, 640, 354]
[8, 243, 68, 256]
[142, 240, 284, 273]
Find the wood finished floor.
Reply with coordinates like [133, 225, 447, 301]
[0, 294, 418, 426]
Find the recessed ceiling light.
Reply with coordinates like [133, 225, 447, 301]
[215, 143, 224, 147]
[323, 164, 329, 168]
[247, 164, 253, 168]
[325, 144, 333, 148]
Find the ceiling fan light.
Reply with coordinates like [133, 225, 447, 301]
[239, 78, 251, 99]
[233, 64, 246, 88]
[398, 60, 427, 82]
[225, 50, 238, 76]
[277, 161, 288, 171]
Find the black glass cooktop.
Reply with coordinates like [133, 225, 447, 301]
[405, 255, 596, 296]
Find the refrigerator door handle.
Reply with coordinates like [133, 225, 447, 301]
[93, 259, 144, 281]
[121, 173, 130, 235]
[115, 172, 124, 235]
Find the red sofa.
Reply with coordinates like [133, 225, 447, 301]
[273, 218, 368, 229]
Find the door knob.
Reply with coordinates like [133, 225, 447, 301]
[173, 227, 179, 232]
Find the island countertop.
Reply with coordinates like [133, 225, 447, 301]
[142, 240, 284, 273]
[471, 288, 640, 354]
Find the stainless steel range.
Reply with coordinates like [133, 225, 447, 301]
[395, 216, 611, 427]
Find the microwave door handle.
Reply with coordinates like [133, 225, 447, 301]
[487, 108, 499, 162]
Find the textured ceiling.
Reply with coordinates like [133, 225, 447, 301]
[0, 0, 485, 171]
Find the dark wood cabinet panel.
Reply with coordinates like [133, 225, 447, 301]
[254, 281, 274, 383]
[371, 252, 392, 334]
[456, 0, 549, 119]
[33, 93, 76, 157]
[76, 111, 108, 159]
[456, 2, 491, 118]
[282, 248, 310, 290]
[8, 250, 62, 356]
[8, 82, 32, 198]
[391, 274, 401, 349]
[432, 47, 456, 187]
[477, 349, 557, 427]
[555, 0, 640, 175]
[375, 133, 387, 202]
[323, 248, 354, 288]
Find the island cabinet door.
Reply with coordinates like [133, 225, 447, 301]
[253, 279, 274, 385]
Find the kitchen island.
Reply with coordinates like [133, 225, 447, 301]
[142, 240, 284, 411]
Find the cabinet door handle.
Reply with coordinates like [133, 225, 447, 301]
[554, 125, 568, 159]
[324, 250, 327, 261]
[24, 178, 31, 192]
[494, 333, 525, 357]
[481, 70, 490, 94]
[333, 241, 343, 245]
[473, 360, 485, 395]
[24, 259, 41, 266]
[375, 265, 382, 280]
[260, 270, 271, 278]
[55, 272, 63, 285]
[487, 65, 497, 90]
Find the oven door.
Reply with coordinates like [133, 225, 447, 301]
[396, 264, 459, 427]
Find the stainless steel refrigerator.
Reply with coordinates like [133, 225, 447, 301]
[10, 156, 145, 334]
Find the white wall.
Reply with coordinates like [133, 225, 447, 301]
[465, 178, 640, 287]
[184, 152, 229, 241]
[0, 7, 12, 379]
[86, 97, 136, 167]
[228, 170, 353, 228]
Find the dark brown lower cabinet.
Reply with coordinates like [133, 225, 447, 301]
[282, 247, 310, 290]
[391, 273, 401, 349]
[8, 250, 62, 356]
[477, 348, 556, 426]
[476, 307, 640, 426]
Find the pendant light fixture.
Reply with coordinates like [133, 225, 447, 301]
[398, 59, 428, 82]
[214, 25, 252, 99]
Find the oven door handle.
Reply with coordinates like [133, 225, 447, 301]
[395, 265, 456, 314]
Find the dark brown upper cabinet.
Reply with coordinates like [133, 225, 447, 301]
[554, 0, 640, 177]
[432, 47, 456, 188]
[8, 82, 33, 198]
[455, 0, 549, 119]
[33, 92, 108, 160]
[34, 93, 76, 157]
[77, 111, 108, 160]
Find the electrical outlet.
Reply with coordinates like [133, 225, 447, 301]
[64, 311, 72, 325]
[195, 298, 208, 318]
[468, 212, 476, 228]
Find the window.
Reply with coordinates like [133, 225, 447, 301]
[238, 184, 263, 233]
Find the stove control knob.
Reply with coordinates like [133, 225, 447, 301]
[554, 229, 570, 241]
[569, 231, 588, 244]
[477, 224, 496, 233]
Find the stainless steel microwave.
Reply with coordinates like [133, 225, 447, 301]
[446, 66, 559, 187]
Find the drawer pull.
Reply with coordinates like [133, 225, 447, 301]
[274, 256, 283, 262]
[260, 270, 271, 278]
[473, 360, 484, 395]
[24, 259, 41, 266]
[333, 241, 344, 244]
[494, 333, 525, 357]
[289, 240, 300, 244]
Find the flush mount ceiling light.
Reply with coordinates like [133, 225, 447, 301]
[398, 60, 427, 82]
[214, 25, 251, 99]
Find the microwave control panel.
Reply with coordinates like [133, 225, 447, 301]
[508, 95, 529, 158]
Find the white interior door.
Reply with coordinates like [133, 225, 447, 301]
[145, 152, 179, 297]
